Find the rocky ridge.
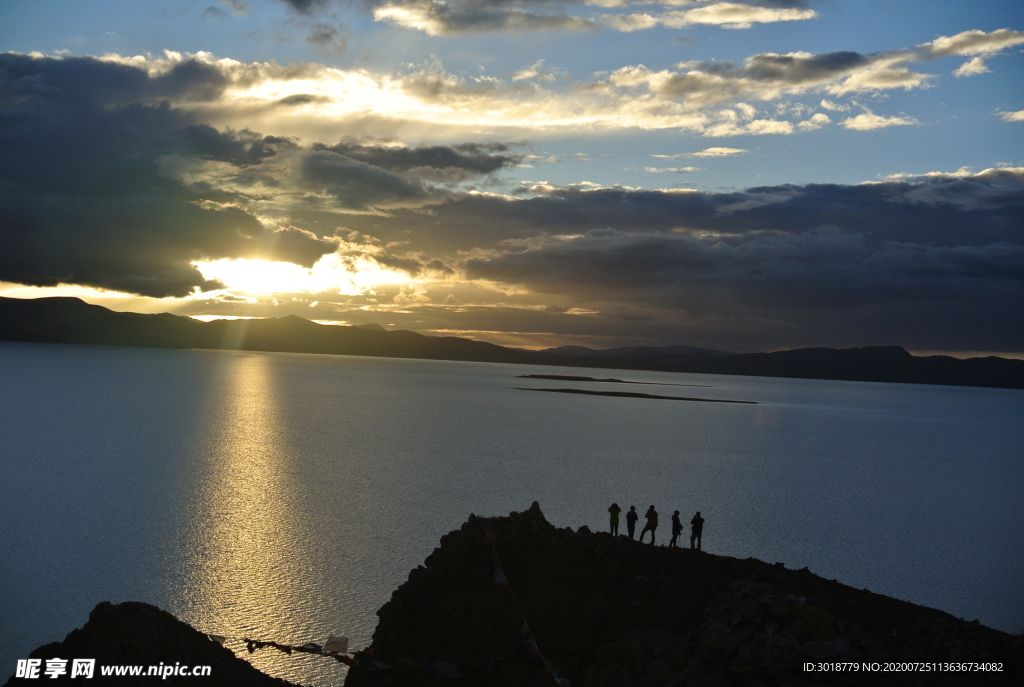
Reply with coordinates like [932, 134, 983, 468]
[3, 601, 301, 686]
[348, 503, 1022, 686]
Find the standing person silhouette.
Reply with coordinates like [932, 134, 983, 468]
[669, 510, 682, 548]
[608, 503, 622, 536]
[690, 511, 704, 550]
[625, 506, 639, 540]
[639, 505, 658, 545]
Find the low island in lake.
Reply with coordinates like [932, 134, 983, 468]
[9, 503, 1021, 686]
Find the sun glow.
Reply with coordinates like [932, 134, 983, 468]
[193, 255, 414, 296]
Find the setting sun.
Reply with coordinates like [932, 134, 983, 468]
[192, 255, 414, 297]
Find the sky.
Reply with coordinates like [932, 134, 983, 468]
[1, 0, 1022, 355]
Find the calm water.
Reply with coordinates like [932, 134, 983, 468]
[2, 342, 1022, 684]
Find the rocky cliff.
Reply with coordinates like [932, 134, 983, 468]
[347, 503, 1022, 687]
[3, 601, 301, 686]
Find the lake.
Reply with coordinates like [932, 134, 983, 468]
[2, 341, 1022, 685]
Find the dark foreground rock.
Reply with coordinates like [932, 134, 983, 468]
[8, 505, 1021, 686]
[4, 601, 302, 686]
[347, 503, 1023, 687]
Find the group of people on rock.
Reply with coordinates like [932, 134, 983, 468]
[607, 503, 704, 550]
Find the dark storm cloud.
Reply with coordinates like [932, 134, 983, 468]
[277, 0, 333, 14]
[275, 93, 334, 106]
[0, 53, 230, 108]
[739, 51, 870, 84]
[312, 170, 1023, 351]
[755, 0, 810, 8]
[0, 53, 529, 295]
[651, 51, 872, 101]
[464, 228, 1024, 311]
[405, 175, 1023, 250]
[305, 22, 349, 53]
[302, 150, 430, 209]
[0, 53, 334, 297]
[316, 139, 522, 175]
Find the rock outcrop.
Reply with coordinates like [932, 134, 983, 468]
[3, 601, 302, 686]
[347, 503, 1022, 686]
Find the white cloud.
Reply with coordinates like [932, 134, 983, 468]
[657, 3, 816, 30]
[826, 67, 932, 95]
[644, 165, 700, 173]
[651, 147, 748, 158]
[798, 112, 831, 130]
[953, 56, 991, 77]
[841, 112, 917, 131]
[704, 118, 794, 137]
[881, 166, 976, 181]
[512, 59, 560, 82]
[820, 99, 851, 112]
[918, 28, 1024, 58]
[998, 110, 1024, 122]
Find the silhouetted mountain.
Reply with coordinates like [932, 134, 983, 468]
[357, 323, 387, 332]
[542, 344, 732, 357]
[2, 296, 1022, 390]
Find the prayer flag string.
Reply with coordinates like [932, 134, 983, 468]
[199, 517, 571, 684]
[473, 517, 571, 687]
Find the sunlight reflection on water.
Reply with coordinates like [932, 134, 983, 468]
[172, 353, 340, 683]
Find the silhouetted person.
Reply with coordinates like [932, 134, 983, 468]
[608, 503, 621, 536]
[625, 506, 638, 540]
[690, 511, 704, 550]
[669, 510, 682, 548]
[639, 505, 658, 545]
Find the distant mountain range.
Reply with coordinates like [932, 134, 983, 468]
[541, 344, 733, 357]
[2, 296, 1022, 390]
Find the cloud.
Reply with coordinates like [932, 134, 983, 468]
[819, 99, 850, 112]
[277, 0, 332, 14]
[221, 0, 251, 15]
[953, 56, 991, 77]
[652, 147, 748, 158]
[998, 109, 1024, 122]
[599, 28, 1024, 108]
[797, 112, 830, 130]
[0, 53, 517, 296]
[54, 29, 1011, 142]
[441, 170, 1024, 350]
[918, 28, 1024, 58]
[373, 0, 599, 36]
[644, 166, 700, 173]
[652, 2, 816, 30]
[464, 227, 1024, 312]
[512, 59, 564, 82]
[297, 169, 1022, 351]
[318, 139, 521, 177]
[840, 111, 917, 130]
[305, 23, 349, 53]
[372, 0, 815, 36]
[335, 167, 1024, 258]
